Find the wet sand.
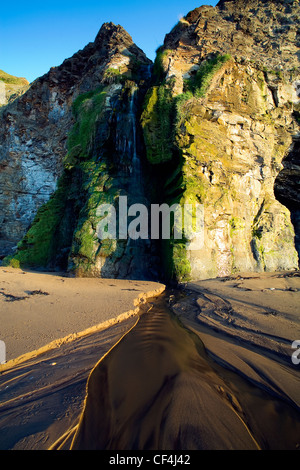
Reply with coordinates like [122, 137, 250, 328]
[0, 267, 165, 449]
[173, 271, 300, 410]
[52, 288, 300, 451]
[59, 297, 260, 450]
[0, 316, 140, 449]
[0, 269, 299, 450]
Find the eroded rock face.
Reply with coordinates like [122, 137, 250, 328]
[141, 0, 299, 280]
[163, 0, 300, 95]
[180, 61, 299, 279]
[1, 1, 299, 282]
[0, 23, 152, 260]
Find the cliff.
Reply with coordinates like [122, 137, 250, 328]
[0, 23, 155, 279]
[141, 0, 300, 280]
[1, 0, 299, 282]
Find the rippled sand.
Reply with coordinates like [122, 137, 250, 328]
[0, 316, 138, 449]
[53, 289, 300, 451]
[0, 269, 299, 450]
[175, 271, 300, 410]
[57, 299, 260, 450]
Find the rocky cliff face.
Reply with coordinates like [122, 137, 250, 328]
[141, 0, 300, 281]
[1, 0, 299, 282]
[0, 23, 153, 278]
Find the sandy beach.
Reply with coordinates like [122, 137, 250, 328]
[0, 267, 299, 450]
[175, 271, 300, 409]
[0, 267, 165, 450]
[0, 267, 165, 367]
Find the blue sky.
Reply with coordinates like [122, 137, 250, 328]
[1, 0, 218, 83]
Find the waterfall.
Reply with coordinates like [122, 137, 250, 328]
[124, 84, 152, 279]
[128, 85, 141, 188]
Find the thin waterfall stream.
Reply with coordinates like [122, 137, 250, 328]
[129, 85, 141, 187]
[123, 84, 152, 280]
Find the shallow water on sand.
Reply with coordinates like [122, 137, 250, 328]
[60, 292, 300, 451]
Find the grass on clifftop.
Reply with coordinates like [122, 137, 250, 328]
[0, 69, 29, 86]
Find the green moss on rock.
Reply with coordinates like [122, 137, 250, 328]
[140, 53, 234, 283]
[185, 54, 231, 98]
[65, 87, 107, 167]
[153, 47, 172, 80]
[141, 85, 175, 164]
[3, 86, 111, 271]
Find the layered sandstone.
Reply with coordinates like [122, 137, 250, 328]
[141, 0, 299, 280]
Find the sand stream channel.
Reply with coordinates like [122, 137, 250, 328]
[0, 290, 300, 450]
[53, 291, 300, 450]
